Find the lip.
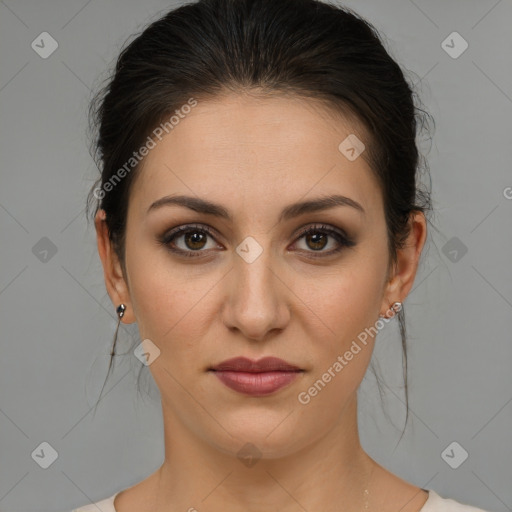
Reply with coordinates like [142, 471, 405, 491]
[210, 356, 302, 372]
[209, 357, 304, 396]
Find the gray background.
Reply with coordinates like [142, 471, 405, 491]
[0, 0, 511, 511]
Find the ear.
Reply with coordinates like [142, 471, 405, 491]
[95, 209, 135, 324]
[379, 211, 427, 318]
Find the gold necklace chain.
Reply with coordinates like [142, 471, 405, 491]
[363, 461, 376, 511]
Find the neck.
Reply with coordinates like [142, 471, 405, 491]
[151, 393, 377, 512]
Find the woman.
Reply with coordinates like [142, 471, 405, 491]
[74, 0, 491, 510]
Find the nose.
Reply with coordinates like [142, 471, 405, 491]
[221, 242, 290, 342]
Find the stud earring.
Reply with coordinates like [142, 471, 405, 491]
[379, 301, 402, 319]
[116, 304, 126, 319]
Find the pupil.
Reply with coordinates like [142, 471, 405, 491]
[186, 232, 206, 249]
[307, 233, 326, 250]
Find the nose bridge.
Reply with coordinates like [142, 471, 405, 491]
[223, 234, 288, 340]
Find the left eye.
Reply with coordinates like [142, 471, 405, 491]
[291, 224, 354, 256]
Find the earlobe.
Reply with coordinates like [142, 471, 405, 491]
[94, 209, 135, 323]
[379, 301, 403, 319]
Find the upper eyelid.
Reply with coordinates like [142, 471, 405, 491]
[165, 223, 220, 241]
[295, 223, 348, 239]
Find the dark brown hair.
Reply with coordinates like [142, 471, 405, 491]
[86, 0, 434, 439]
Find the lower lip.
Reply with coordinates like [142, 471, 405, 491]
[211, 370, 302, 396]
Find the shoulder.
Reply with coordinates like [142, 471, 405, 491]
[71, 492, 118, 512]
[422, 489, 493, 512]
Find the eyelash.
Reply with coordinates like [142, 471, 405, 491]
[159, 223, 355, 259]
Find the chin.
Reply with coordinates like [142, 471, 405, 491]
[206, 411, 313, 461]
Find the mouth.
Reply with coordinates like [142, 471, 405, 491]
[208, 357, 304, 396]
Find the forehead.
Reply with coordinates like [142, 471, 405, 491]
[129, 93, 383, 222]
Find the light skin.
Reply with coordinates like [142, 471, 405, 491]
[95, 92, 428, 512]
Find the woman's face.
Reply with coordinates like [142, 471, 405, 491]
[97, 92, 422, 459]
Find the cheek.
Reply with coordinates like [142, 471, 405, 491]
[124, 240, 176, 333]
[126, 241, 218, 360]
[298, 258, 385, 350]
[294, 270, 383, 423]
[132, 271, 207, 342]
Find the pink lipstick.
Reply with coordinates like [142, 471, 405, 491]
[209, 356, 303, 396]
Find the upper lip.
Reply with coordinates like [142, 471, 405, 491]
[209, 357, 302, 372]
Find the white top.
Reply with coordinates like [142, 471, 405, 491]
[72, 488, 492, 511]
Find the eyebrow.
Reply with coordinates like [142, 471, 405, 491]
[147, 193, 365, 222]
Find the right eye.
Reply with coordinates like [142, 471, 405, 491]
[159, 224, 223, 257]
